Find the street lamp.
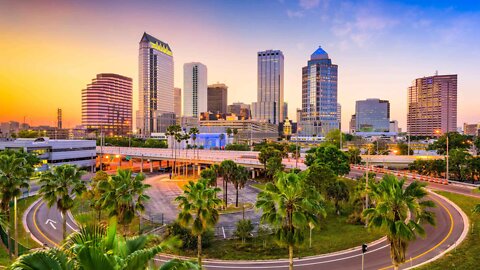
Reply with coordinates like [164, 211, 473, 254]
[435, 129, 448, 184]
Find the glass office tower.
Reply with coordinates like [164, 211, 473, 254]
[355, 99, 390, 132]
[300, 46, 338, 136]
[136, 32, 174, 136]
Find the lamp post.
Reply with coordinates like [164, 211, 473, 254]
[365, 146, 370, 227]
[295, 127, 302, 169]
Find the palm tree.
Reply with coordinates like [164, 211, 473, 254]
[98, 169, 150, 235]
[175, 179, 221, 268]
[83, 171, 109, 222]
[220, 160, 237, 208]
[167, 125, 182, 176]
[9, 219, 198, 270]
[189, 127, 200, 161]
[0, 154, 31, 256]
[219, 133, 225, 150]
[232, 128, 238, 144]
[39, 164, 86, 240]
[363, 174, 436, 270]
[232, 165, 249, 207]
[256, 172, 326, 270]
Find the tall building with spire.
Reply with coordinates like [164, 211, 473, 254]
[300, 46, 339, 136]
[136, 32, 174, 136]
[252, 50, 284, 125]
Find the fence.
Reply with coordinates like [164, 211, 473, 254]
[0, 224, 30, 256]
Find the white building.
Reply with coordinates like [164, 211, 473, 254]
[183, 62, 207, 118]
[389, 120, 399, 133]
[252, 50, 284, 125]
[137, 32, 174, 136]
[0, 138, 96, 171]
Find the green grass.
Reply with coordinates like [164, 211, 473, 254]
[251, 183, 266, 190]
[0, 246, 11, 267]
[10, 195, 41, 249]
[417, 191, 480, 270]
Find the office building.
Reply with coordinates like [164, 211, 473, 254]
[57, 108, 62, 129]
[207, 83, 228, 114]
[283, 102, 288, 121]
[183, 62, 207, 118]
[337, 103, 342, 131]
[463, 123, 480, 136]
[252, 50, 284, 125]
[355, 99, 390, 132]
[300, 46, 339, 136]
[82, 73, 132, 136]
[228, 102, 251, 120]
[174, 87, 182, 117]
[349, 114, 356, 134]
[199, 119, 278, 144]
[407, 74, 457, 136]
[389, 120, 399, 133]
[0, 138, 96, 171]
[137, 32, 174, 136]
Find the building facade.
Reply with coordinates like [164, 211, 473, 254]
[252, 50, 284, 125]
[137, 32, 174, 136]
[174, 87, 182, 117]
[463, 123, 480, 136]
[228, 102, 251, 120]
[389, 120, 399, 133]
[407, 74, 457, 136]
[207, 83, 228, 114]
[355, 99, 390, 132]
[301, 46, 339, 136]
[199, 119, 279, 144]
[349, 114, 356, 134]
[82, 73, 132, 136]
[183, 62, 207, 118]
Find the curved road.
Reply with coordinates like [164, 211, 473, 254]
[24, 170, 469, 269]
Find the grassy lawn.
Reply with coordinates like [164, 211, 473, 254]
[166, 212, 383, 260]
[10, 195, 41, 249]
[417, 191, 480, 270]
[0, 247, 11, 267]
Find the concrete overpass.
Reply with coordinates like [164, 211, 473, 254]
[361, 154, 443, 168]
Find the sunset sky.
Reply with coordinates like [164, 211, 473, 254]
[1, 0, 479, 130]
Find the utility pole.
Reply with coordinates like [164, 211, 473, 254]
[407, 133, 411, 155]
[365, 147, 370, 227]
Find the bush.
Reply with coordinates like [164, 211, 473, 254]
[234, 219, 254, 243]
[225, 144, 250, 151]
[165, 222, 214, 250]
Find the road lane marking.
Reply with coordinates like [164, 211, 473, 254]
[378, 194, 455, 270]
[45, 219, 57, 230]
[33, 201, 59, 247]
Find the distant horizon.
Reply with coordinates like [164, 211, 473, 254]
[1, 0, 479, 130]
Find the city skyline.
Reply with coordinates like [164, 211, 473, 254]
[1, 0, 480, 130]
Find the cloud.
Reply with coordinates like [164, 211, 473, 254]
[287, 9, 304, 18]
[299, 0, 321, 9]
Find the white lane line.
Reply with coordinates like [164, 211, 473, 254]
[45, 219, 57, 230]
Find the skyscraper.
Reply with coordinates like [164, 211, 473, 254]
[407, 74, 457, 136]
[183, 62, 207, 118]
[174, 87, 182, 117]
[207, 83, 228, 114]
[301, 46, 338, 136]
[337, 103, 341, 131]
[252, 50, 284, 125]
[57, 108, 62, 129]
[228, 102, 251, 120]
[355, 99, 390, 132]
[82, 73, 132, 136]
[283, 102, 288, 122]
[137, 32, 174, 136]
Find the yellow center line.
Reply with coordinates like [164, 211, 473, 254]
[32, 200, 59, 247]
[378, 195, 454, 270]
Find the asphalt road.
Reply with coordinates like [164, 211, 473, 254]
[24, 169, 469, 269]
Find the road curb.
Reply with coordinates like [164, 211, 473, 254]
[22, 198, 44, 247]
[404, 190, 470, 270]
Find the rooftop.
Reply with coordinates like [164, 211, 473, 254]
[140, 32, 172, 51]
[311, 46, 329, 60]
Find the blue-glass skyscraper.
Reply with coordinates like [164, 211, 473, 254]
[300, 46, 339, 136]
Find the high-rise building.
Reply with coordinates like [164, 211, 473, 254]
[296, 108, 302, 124]
[349, 114, 356, 134]
[82, 73, 132, 136]
[337, 103, 342, 131]
[137, 32, 174, 136]
[252, 50, 284, 125]
[227, 102, 251, 120]
[301, 46, 338, 136]
[389, 120, 399, 133]
[407, 74, 457, 136]
[57, 108, 62, 129]
[183, 62, 207, 118]
[355, 99, 390, 132]
[463, 123, 480, 136]
[174, 87, 182, 117]
[283, 102, 288, 121]
[207, 83, 228, 114]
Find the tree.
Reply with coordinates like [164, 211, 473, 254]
[189, 127, 200, 160]
[429, 132, 469, 154]
[474, 137, 480, 155]
[39, 164, 87, 239]
[234, 219, 254, 244]
[468, 157, 480, 183]
[84, 171, 109, 222]
[397, 142, 413, 155]
[347, 148, 362, 164]
[326, 180, 350, 215]
[256, 172, 326, 270]
[219, 133, 226, 149]
[175, 179, 221, 268]
[232, 165, 249, 207]
[363, 175, 436, 270]
[167, 125, 182, 175]
[98, 169, 150, 234]
[233, 128, 239, 143]
[258, 146, 282, 171]
[10, 219, 198, 270]
[448, 149, 471, 180]
[266, 156, 284, 179]
[220, 160, 237, 208]
[305, 144, 350, 175]
[225, 143, 250, 151]
[16, 130, 40, 138]
[200, 168, 217, 187]
[325, 129, 345, 148]
[226, 128, 232, 138]
[304, 163, 337, 194]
